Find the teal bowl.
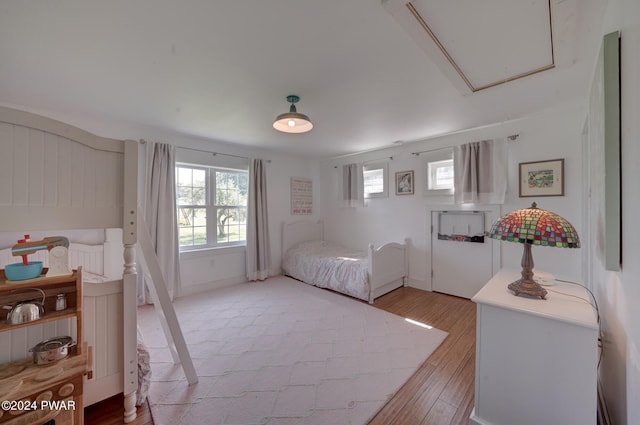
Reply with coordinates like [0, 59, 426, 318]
[4, 262, 43, 281]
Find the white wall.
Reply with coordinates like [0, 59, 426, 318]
[178, 148, 320, 295]
[159, 138, 320, 296]
[0, 104, 320, 296]
[318, 101, 585, 292]
[589, 1, 640, 423]
[501, 104, 585, 282]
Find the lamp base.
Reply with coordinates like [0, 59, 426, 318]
[508, 278, 547, 300]
[508, 242, 548, 300]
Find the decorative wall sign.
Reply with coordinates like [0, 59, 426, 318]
[519, 159, 564, 197]
[291, 177, 313, 215]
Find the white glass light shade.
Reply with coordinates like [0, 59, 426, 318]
[273, 111, 313, 133]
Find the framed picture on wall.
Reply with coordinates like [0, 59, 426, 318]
[519, 159, 564, 197]
[395, 170, 414, 195]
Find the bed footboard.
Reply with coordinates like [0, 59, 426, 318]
[367, 238, 409, 303]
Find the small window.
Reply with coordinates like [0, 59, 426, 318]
[428, 159, 454, 190]
[363, 162, 388, 198]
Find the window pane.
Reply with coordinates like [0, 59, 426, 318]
[193, 169, 206, 187]
[237, 173, 248, 192]
[178, 226, 194, 247]
[215, 177, 227, 204]
[217, 207, 247, 244]
[215, 171, 244, 206]
[177, 166, 207, 205]
[229, 190, 239, 206]
[364, 168, 384, 195]
[192, 226, 207, 246]
[428, 159, 454, 190]
[216, 171, 234, 190]
[177, 207, 207, 247]
[177, 167, 192, 186]
[435, 166, 454, 186]
[213, 171, 247, 245]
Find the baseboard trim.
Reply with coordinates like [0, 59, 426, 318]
[407, 277, 430, 292]
[469, 408, 493, 425]
[178, 275, 246, 297]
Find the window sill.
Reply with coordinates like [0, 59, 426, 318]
[365, 193, 388, 199]
[179, 245, 246, 259]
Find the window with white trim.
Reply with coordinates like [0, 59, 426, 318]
[363, 162, 389, 198]
[423, 148, 455, 200]
[428, 159, 454, 190]
[176, 164, 248, 250]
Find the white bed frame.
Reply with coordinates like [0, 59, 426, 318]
[282, 220, 409, 303]
[0, 107, 140, 422]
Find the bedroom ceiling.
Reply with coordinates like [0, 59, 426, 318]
[387, 0, 556, 92]
[0, 1, 605, 158]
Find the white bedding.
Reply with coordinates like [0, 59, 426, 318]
[282, 240, 371, 301]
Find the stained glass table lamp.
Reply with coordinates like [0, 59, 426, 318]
[487, 202, 580, 299]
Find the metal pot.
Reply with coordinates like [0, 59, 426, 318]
[29, 336, 76, 365]
[3, 288, 46, 325]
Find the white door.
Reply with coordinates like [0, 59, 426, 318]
[431, 210, 497, 298]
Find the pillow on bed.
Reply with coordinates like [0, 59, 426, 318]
[287, 240, 347, 256]
[292, 240, 326, 250]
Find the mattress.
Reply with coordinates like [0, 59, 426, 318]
[282, 240, 370, 301]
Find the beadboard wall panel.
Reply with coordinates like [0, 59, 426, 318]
[0, 122, 124, 230]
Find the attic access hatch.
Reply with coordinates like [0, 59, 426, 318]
[383, 0, 555, 93]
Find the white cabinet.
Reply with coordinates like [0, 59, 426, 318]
[430, 210, 500, 298]
[470, 269, 598, 425]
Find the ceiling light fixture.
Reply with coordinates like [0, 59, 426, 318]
[273, 95, 313, 133]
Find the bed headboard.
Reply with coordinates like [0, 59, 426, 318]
[282, 220, 324, 255]
[0, 106, 127, 231]
[0, 228, 124, 280]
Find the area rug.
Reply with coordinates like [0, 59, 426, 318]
[138, 275, 448, 425]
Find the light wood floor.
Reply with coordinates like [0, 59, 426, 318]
[371, 287, 477, 425]
[86, 286, 476, 425]
[84, 393, 154, 425]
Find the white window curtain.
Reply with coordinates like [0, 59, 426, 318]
[246, 158, 271, 281]
[453, 139, 507, 204]
[340, 163, 364, 207]
[140, 141, 181, 303]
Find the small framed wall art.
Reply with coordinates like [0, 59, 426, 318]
[395, 170, 414, 195]
[519, 159, 564, 197]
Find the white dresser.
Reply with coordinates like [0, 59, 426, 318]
[470, 269, 598, 425]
